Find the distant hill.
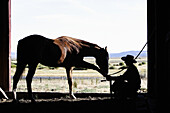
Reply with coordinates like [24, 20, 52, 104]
[11, 51, 147, 60]
[109, 51, 147, 58]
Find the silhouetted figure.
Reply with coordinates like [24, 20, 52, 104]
[107, 55, 141, 99]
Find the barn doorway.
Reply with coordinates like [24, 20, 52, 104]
[10, 0, 147, 93]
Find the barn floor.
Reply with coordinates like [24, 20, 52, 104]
[0, 93, 150, 113]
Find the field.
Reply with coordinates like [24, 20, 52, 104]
[11, 57, 147, 93]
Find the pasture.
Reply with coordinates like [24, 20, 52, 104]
[11, 57, 147, 93]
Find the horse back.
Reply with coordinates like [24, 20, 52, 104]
[17, 35, 62, 66]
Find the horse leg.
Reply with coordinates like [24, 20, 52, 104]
[26, 64, 37, 103]
[66, 67, 76, 99]
[13, 62, 26, 102]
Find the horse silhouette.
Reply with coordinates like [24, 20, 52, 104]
[13, 34, 109, 102]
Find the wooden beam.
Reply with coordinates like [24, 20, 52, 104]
[147, 0, 170, 112]
[0, 0, 11, 91]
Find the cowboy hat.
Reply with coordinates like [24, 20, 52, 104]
[121, 55, 137, 63]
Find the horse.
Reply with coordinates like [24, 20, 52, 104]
[13, 34, 109, 102]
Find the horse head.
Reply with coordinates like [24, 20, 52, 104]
[96, 46, 109, 77]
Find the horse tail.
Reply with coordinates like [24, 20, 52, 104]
[15, 39, 27, 79]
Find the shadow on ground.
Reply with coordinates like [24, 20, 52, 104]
[0, 93, 150, 113]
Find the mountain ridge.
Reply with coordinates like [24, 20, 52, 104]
[109, 51, 147, 58]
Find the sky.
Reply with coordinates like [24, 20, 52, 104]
[11, 0, 147, 53]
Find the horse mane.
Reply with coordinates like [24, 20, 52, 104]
[53, 36, 101, 53]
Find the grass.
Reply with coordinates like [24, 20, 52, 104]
[80, 88, 97, 93]
[10, 57, 147, 93]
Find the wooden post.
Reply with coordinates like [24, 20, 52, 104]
[147, 0, 170, 112]
[0, 0, 11, 91]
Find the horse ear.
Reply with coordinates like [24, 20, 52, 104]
[105, 46, 107, 51]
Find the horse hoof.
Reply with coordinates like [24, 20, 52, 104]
[70, 94, 76, 99]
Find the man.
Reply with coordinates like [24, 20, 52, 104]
[107, 55, 141, 99]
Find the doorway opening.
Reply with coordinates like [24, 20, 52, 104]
[11, 0, 147, 93]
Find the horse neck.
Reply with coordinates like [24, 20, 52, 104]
[82, 46, 101, 58]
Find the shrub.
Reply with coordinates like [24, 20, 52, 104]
[138, 62, 146, 66]
[109, 66, 116, 69]
[73, 81, 77, 88]
[138, 63, 142, 66]
[11, 63, 16, 68]
[142, 62, 146, 65]
[119, 62, 124, 66]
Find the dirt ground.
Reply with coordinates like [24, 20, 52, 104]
[0, 94, 150, 113]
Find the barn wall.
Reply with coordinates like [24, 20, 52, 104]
[0, 0, 11, 91]
[147, 0, 170, 112]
